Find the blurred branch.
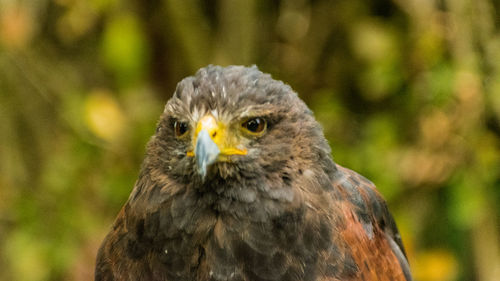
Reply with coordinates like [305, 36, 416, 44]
[163, 0, 211, 72]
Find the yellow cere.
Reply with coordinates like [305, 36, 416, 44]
[186, 115, 248, 157]
[196, 115, 219, 136]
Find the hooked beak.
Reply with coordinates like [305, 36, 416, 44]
[195, 129, 220, 178]
[188, 115, 247, 178]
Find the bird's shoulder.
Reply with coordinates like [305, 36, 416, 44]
[327, 164, 412, 281]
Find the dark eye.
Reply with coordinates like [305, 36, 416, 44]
[174, 121, 189, 137]
[242, 117, 266, 134]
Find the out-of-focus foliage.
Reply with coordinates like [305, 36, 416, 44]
[0, 0, 499, 280]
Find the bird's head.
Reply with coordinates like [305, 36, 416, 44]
[146, 65, 334, 191]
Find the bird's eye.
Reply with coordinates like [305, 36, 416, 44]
[174, 121, 189, 137]
[242, 117, 266, 135]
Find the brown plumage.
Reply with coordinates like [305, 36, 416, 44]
[95, 65, 412, 281]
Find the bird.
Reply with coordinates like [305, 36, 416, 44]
[95, 65, 412, 281]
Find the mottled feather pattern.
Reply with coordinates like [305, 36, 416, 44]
[95, 65, 412, 281]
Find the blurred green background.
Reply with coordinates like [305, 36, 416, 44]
[0, 0, 499, 280]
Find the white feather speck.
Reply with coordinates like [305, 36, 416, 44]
[222, 86, 227, 99]
[211, 109, 218, 119]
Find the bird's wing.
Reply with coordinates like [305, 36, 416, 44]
[330, 164, 412, 281]
[95, 206, 126, 281]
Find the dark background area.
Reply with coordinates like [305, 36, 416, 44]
[0, 0, 499, 280]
